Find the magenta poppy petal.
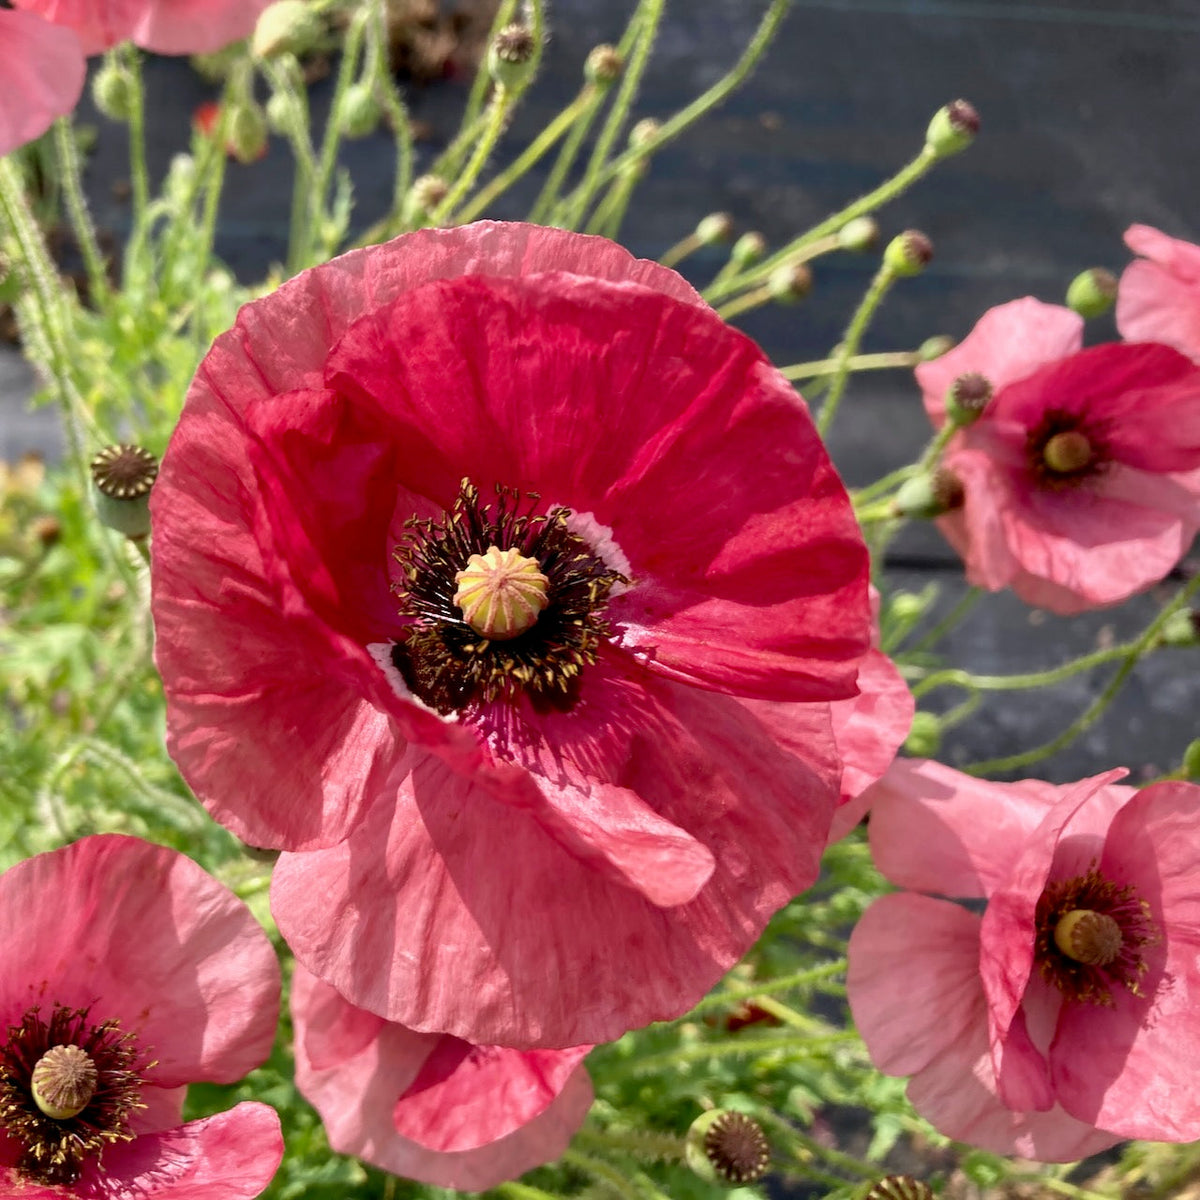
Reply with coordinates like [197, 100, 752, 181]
[0, 10, 84, 155]
[299, 973, 388, 1073]
[129, 1085, 188, 1136]
[0, 836, 280, 1087]
[848, 894, 985, 1077]
[1117, 225, 1200, 361]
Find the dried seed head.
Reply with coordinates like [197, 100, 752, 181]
[90, 444, 157, 539]
[685, 1109, 770, 1186]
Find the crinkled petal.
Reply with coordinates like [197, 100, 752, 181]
[0, 9, 84, 155]
[0, 836, 280, 1087]
[1117, 225, 1200, 361]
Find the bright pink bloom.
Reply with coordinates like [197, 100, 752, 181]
[848, 759, 1200, 1158]
[916, 296, 1200, 613]
[12, 0, 272, 55]
[151, 221, 870, 1047]
[1117, 224, 1200, 362]
[0, 9, 84, 157]
[0, 835, 283, 1196]
[292, 967, 592, 1190]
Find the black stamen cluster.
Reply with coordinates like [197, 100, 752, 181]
[391, 479, 625, 714]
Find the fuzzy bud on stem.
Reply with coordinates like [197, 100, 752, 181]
[584, 44, 623, 87]
[92, 59, 134, 122]
[925, 99, 980, 158]
[892, 468, 963, 519]
[252, 0, 323, 60]
[695, 212, 735, 245]
[837, 216, 880, 252]
[768, 261, 813, 304]
[730, 231, 767, 268]
[884, 230, 933, 277]
[916, 334, 955, 362]
[944, 371, 993, 425]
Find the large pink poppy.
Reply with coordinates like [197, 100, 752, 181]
[915, 297, 1200, 613]
[0, 9, 85, 157]
[848, 759, 1200, 1158]
[1116, 224, 1200, 362]
[292, 967, 592, 1190]
[0, 835, 283, 1196]
[150, 221, 870, 1047]
[12, 0, 273, 55]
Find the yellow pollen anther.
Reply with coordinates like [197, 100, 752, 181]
[453, 545, 550, 641]
[1054, 908, 1123, 966]
[31, 1044, 98, 1120]
[1043, 430, 1093, 474]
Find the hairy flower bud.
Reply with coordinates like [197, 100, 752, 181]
[1183, 737, 1200, 779]
[584, 44, 623, 87]
[1066, 267, 1118, 319]
[884, 230, 933, 277]
[730, 231, 767, 268]
[685, 1109, 770, 1186]
[339, 82, 380, 139]
[837, 216, 880, 252]
[768, 261, 813, 304]
[402, 174, 449, 226]
[925, 99, 980, 158]
[228, 102, 269, 164]
[92, 60, 134, 123]
[252, 0, 323, 60]
[696, 212, 735, 245]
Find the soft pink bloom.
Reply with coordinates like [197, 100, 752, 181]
[848, 759, 1200, 1158]
[1116, 224, 1200, 362]
[292, 966, 592, 1191]
[0, 835, 283, 1196]
[151, 221, 870, 1047]
[12, 0, 272, 55]
[0, 9, 84, 156]
[916, 297, 1200, 613]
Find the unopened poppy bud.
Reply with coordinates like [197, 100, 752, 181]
[1183, 738, 1200, 779]
[228, 103, 269, 164]
[92, 60, 134, 122]
[339, 82, 379, 138]
[696, 212, 735, 245]
[916, 334, 955, 362]
[837, 216, 880, 252]
[862, 1176, 934, 1200]
[585, 44, 623, 87]
[925, 99, 980, 158]
[252, 0, 323, 60]
[892, 468, 963, 519]
[1160, 608, 1200, 647]
[488, 24, 537, 89]
[730, 231, 766, 267]
[888, 591, 929, 623]
[1066, 267, 1118, 319]
[402, 174, 448, 225]
[265, 90, 292, 133]
[629, 118, 661, 149]
[768, 261, 812, 304]
[944, 371, 993, 425]
[904, 711, 941, 758]
[685, 1109, 770, 1186]
[91, 444, 158, 540]
[884, 230, 933, 277]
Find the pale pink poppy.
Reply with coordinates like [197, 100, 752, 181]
[0, 835, 283, 1196]
[292, 967, 592, 1190]
[916, 297, 1200, 613]
[12, 0, 273, 55]
[0, 9, 84, 157]
[1116, 224, 1200, 362]
[849, 759, 1200, 1157]
[151, 221, 870, 1047]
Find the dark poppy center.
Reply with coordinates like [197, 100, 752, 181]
[1034, 865, 1157, 1006]
[389, 479, 626, 715]
[1027, 409, 1105, 486]
[0, 1004, 145, 1186]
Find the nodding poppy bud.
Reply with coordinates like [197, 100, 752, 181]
[1160, 609, 1200, 648]
[730, 231, 767, 268]
[925, 99, 980, 158]
[227, 102, 269, 164]
[884, 230, 933, 277]
[892, 468, 963, 519]
[91, 444, 158, 540]
[768, 261, 813, 304]
[1066, 267, 1118, 319]
[584, 44, 623, 87]
[904, 711, 941, 758]
[92, 60, 134, 122]
[916, 334, 955, 362]
[252, 0, 323, 60]
[339, 82, 380, 138]
[685, 1109, 770, 1187]
[402, 174, 449, 226]
[487, 24, 537, 89]
[695, 212, 735, 245]
[944, 371, 993, 426]
[838, 216, 880, 252]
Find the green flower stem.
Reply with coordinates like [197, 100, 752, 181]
[904, 586, 981, 654]
[704, 143, 939, 303]
[573, 1126, 686, 1163]
[816, 263, 898, 437]
[560, 0, 790, 226]
[453, 86, 597, 225]
[853, 499, 898, 525]
[586, 167, 641, 239]
[851, 463, 918, 508]
[918, 420, 957, 471]
[560, 0, 665, 230]
[52, 120, 110, 307]
[749, 994, 826, 1032]
[963, 573, 1200, 776]
[458, 0, 521, 149]
[120, 45, 150, 237]
[561, 1149, 642, 1200]
[369, 0, 414, 233]
[495, 1182, 563, 1200]
[658, 231, 703, 269]
[529, 85, 606, 223]
[759, 1113, 878, 1181]
[714, 282, 774, 321]
[261, 58, 316, 271]
[432, 89, 514, 225]
[674, 960, 847, 1022]
[781, 350, 918, 382]
[601, 1031, 856, 1082]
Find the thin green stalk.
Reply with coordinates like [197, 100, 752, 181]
[715, 282, 773, 321]
[562, 1149, 642, 1200]
[495, 1183, 563, 1200]
[601, 1031, 856, 1082]
[759, 1114, 877, 1181]
[121, 45, 150, 233]
[816, 263, 897, 436]
[369, 0, 414, 230]
[964, 574, 1200, 775]
[432, 90, 513, 225]
[53, 120, 109, 307]
[658, 231, 702, 269]
[530, 86, 606, 223]
[781, 350, 918, 381]
[851, 463, 918, 508]
[679, 960, 847, 1022]
[260, 58, 316, 271]
[587, 168, 641, 239]
[904, 586, 981, 654]
[573, 1127, 685, 1164]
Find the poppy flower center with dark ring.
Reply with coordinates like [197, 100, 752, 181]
[389, 479, 626, 715]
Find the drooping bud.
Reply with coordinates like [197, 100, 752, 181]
[695, 212, 735, 246]
[944, 371, 993, 425]
[1183, 737, 1200, 779]
[1054, 909, 1123, 966]
[31, 1045, 98, 1121]
[265, 89, 292, 134]
[228, 102, 269, 164]
[884, 230, 933, 277]
[623, 119, 662, 179]
[730, 231, 767, 268]
[837, 216, 880, 252]
[903, 711, 941, 758]
[339, 82, 380, 139]
[252, 0, 323, 60]
[1160, 609, 1200, 648]
[768, 261, 813, 304]
[916, 334, 955, 362]
[454, 545, 550, 640]
[892, 468, 963, 519]
[92, 59, 134, 123]
[487, 24, 537, 90]
[90, 444, 158, 539]
[402, 174, 449, 226]
[1066, 267, 1118, 319]
[685, 1109, 770, 1186]
[925, 99, 980, 158]
[584, 44, 623, 87]
[1042, 430, 1092, 475]
[863, 1176, 934, 1200]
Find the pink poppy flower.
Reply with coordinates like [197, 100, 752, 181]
[0, 9, 85, 157]
[0, 835, 283, 1196]
[915, 296, 1200, 613]
[848, 758, 1200, 1158]
[150, 221, 870, 1047]
[292, 966, 592, 1190]
[1116, 224, 1200, 362]
[12, 0, 273, 55]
